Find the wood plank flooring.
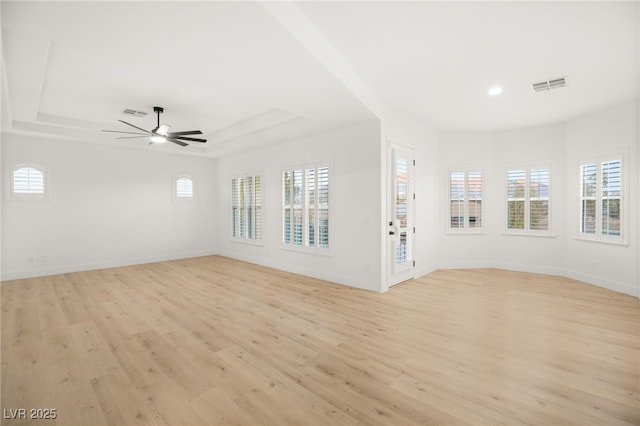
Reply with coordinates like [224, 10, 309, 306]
[1, 255, 638, 425]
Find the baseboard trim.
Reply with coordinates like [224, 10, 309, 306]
[4, 253, 636, 298]
[1, 250, 219, 281]
[435, 261, 638, 298]
[218, 249, 382, 292]
[564, 270, 638, 298]
[415, 263, 439, 279]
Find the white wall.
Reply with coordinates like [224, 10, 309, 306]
[1, 133, 217, 280]
[2, 102, 636, 298]
[438, 124, 566, 274]
[437, 100, 639, 297]
[564, 100, 639, 296]
[216, 121, 383, 291]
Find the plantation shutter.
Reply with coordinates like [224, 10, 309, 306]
[467, 171, 482, 228]
[293, 170, 303, 245]
[507, 170, 526, 229]
[306, 168, 316, 247]
[529, 169, 549, 231]
[449, 171, 464, 229]
[232, 178, 239, 237]
[254, 176, 262, 240]
[282, 165, 329, 250]
[13, 167, 44, 194]
[601, 160, 621, 236]
[246, 177, 254, 239]
[231, 175, 262, 241]
[580, 163, 597, 234]
[283, 171, 292, 244]
[317, 167, 329, 248]
[239, 177, 246, 238]
[176, 177, 193, 198]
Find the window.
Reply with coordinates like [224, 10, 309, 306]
[529, 168, 550, 231]
[506, 166, 550, 234]
[9, 163, 48, 200]
[231, 174, 262, 242]
[282, 164, 329, 251]
[579, 156, 624, 243]
[448, 169, 483, 232]
[175, 176, 193, 198]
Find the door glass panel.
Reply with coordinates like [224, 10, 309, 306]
[395, 156, 409, 265]
[396, 157, 408, 227]
[396, 231, 407, 264]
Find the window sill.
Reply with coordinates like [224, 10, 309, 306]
[231, 238, 264, 247]
[445, 231, 487, 236]
[280, 244, 333, 257]
[7, 194, 50, 202]
[574, 236, 628, 247]
[172, 197, 194, 204]
[502, 232, 556, 238]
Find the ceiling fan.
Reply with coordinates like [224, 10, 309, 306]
[101, 106, 207, 147]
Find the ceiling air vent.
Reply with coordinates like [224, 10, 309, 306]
[531, 76, 567, 93]
[122, 108, 148, 117]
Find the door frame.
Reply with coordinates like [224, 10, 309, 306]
[386, 141, 415, 288]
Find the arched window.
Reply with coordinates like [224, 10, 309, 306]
[175, 175, 193, 199]
[9, 163, 48, 199]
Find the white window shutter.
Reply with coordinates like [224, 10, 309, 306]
[529, 168, 549, 231]
[231, 174, 262, 241]
[13, 166, 45, 194]
[176, 177, 193, 198]
[580, 163, 597, 234]
[448, 169, 483, 232]
[449, 171, 465, 229]
[282, 164, 329, 251]
[578, 156, 623, 242]
[506, 166, 550, 233]
[467, 171, 482, 228]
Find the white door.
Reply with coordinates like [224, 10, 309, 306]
[387, 143, 415, 286]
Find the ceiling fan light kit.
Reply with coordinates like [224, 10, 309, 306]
[150, 135, 167, 144]
[101, 106, 207, 147]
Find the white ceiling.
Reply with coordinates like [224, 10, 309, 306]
[2, 1, 638, 156]
[299, 1, 639, 132]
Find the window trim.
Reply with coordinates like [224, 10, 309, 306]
[446, 167, 485, 234]
[281, 161, 332, 255]
[6, 162, 50, 201]
[504, 163, 553, 237]
[231, 172, 263, 245]
[172, 174, 194, 202]
[576, 152, 627, 246]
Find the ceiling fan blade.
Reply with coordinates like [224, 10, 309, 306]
[166, 130, 203, 137]
[118, 120, 151, 134]
[116, 136, 149, 139]
[174, 136, 207, 143]
[102, 130, 149, 135]
[167, 137, 188, 147]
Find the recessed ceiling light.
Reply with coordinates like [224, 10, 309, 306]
[488, 86, 503, 96]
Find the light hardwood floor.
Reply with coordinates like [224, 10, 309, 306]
[1, 256, 638, 425]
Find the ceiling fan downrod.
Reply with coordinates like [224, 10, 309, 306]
[153, 106, 164, 132]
